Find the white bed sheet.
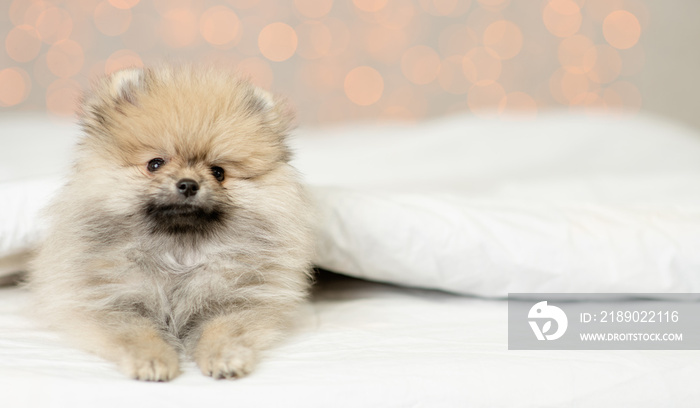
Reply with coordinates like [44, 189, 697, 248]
[2, 273, 699, 408]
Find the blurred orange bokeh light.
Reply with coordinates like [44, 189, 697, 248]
[200, 6, 240, 46]
[401, 45, 441, 85]
[0, 0, 647, 120]
[483, 20, 523, 60]
[46, 40, 84, 78]
[6, 25, 42, 63]
[543, 0, 582, 38]
[0, 67, 30, 107]
[105, 49, 143, 74]
[603, 10, 641, 50]
[345, 66, 384, 106]
[94, 1, 131, 36]
[259, 22, 298, 62]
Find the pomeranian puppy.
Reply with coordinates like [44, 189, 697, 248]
[29, 65, 314, 381]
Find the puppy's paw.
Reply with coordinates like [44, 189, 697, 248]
[121, 346, 181, 382]
[195, 344, 257, 380]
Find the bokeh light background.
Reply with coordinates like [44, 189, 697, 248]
[0, 0, 698, 128]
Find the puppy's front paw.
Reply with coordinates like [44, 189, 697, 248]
[121, 346, 180, 382]
[195, 344, 257, 380]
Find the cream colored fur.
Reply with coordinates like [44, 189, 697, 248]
[29, 64, 314, 381]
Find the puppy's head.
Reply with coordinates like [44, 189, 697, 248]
[75, 65, 295, 237]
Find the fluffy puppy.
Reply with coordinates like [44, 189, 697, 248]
[29, 65, 314, 381]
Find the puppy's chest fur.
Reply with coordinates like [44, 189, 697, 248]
[119, 246, 256, 338]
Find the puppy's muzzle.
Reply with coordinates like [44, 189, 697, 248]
[177, 179, 199, 198]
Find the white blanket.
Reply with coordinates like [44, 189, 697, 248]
[3, 113, 700, 296]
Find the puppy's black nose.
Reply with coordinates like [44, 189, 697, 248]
[176, 179, 199, 198]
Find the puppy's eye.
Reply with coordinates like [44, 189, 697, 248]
[211, 166, 225, 182]
[147, 158, 165, 172]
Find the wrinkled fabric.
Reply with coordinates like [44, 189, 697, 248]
[2, 275, 700, 407]
[3, 113, 700, 296]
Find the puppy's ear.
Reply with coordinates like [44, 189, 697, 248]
[250, 87, 296, 136]
[79, 68, 146, 120]
[106, 68, 145, 106]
